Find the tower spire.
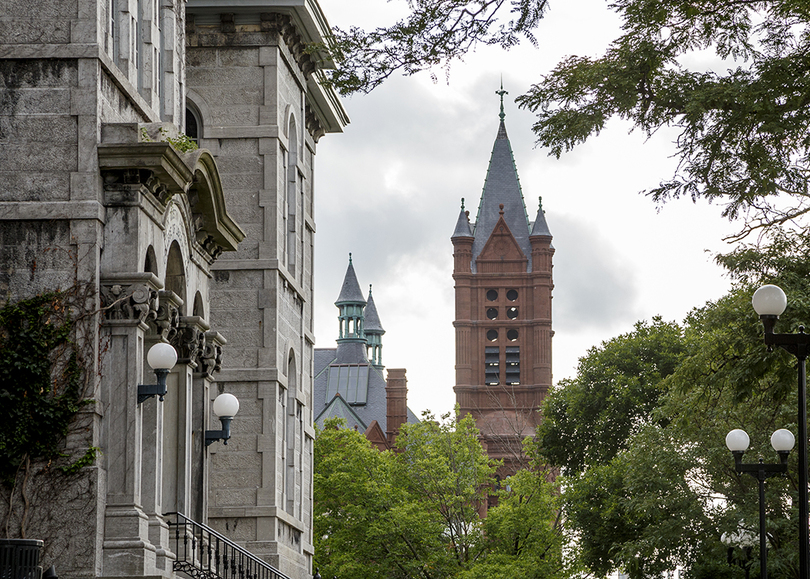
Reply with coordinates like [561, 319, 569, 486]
[496, 79, 508, 122]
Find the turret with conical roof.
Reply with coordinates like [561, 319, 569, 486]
[364, 285, 385, 368]
[335, 253, 368, 363]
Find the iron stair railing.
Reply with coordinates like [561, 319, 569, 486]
[167, 513, 290, 579]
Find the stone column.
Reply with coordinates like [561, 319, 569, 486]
[100, 276, 161, 576]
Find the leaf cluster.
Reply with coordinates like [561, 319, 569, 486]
[0, 292, 89, 485]
[324, 0, 549, 94]
[314, 413, 567, 579]
[516, 0, 810, 239]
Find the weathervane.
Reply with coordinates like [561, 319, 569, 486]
[496, 78, 508, 121]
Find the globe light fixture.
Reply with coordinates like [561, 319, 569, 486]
[726, 428, 794, 579]
[138, 342, 178, 403]
[726, 429, 750, 453]
[206, 393, 240, 447]
[752, 284, 810, 579]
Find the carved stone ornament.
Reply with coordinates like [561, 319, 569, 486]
[101, 283, 159, 323]
[171, 317, 209, 368]
[155, 291, 182, 342]
[199, 342, 222, 378]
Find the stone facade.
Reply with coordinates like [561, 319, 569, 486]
[0, 0, 345, 578]
[184, 5, 348, 577]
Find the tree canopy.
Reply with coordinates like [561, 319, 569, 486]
[313, 413, 567, 579]
[325, 0, 810, 239]
[538, 229, 810, 578]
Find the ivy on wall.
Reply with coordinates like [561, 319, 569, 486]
[0, 291, 95, 486]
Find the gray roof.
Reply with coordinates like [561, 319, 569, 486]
[530, 198, 552, 237]
[314, 350, 420, 434]
[364, 287, 384, 334]
[471, 120, 531, 272]
[452, 206, 474, 238]
[315, 393, 368, 431]
[335, 256, 366, 305]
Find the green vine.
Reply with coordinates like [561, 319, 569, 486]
[0, 292, 91, 486]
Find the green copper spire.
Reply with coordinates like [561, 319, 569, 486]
[496, 80, 508, 121]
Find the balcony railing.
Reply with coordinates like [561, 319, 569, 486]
[167, 513, 290, 579]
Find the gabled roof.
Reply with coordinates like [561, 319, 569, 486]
[335, 254, 366, 305]
[315, 393, 367, 431]
[471, 118, 532, 272]
[364, 286, 384, 334]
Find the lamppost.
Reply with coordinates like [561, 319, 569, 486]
[726, 428, 795, 579]
[752, 284, 810, 578]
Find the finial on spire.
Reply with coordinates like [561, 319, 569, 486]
[348, 252, 352, 264]
[496, 79, 508, 122]
[369, 284, 372, 295]
[539, 196, 543, 210]
[461, 197, 465, 210]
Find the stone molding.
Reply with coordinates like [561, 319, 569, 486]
[99, 136, 246, 263]
[199, 331, 227, 379]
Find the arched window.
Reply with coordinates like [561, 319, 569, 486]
[166, 241, 186, 314]
[185, 104, 201, 146]
[144, 245, 158, 275]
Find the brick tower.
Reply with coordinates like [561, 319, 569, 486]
[452, 87, 554, 475]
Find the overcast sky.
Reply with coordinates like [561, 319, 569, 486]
[312, 0, 739, 415]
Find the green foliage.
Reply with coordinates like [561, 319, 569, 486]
[543, 230, 810, 578]
[0, 292, 91, 485]
[324, 0, 550, 94]
[515, 0, 810, 238]
[139, 127, 199, 152]
[314, 413, 567, 579]
[537, 317, 686, 474]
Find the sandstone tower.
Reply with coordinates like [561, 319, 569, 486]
[451, 89, 554, 476]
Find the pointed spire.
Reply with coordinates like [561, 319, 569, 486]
[364, 285, 385, 368]
[335, 254, 368, 362]
[335, 253, 366, 305]
[530, 196, 552, 237]
[364, 285, 385, 334]
[452, 198, 474, 238]
[470, 86, 531, 271]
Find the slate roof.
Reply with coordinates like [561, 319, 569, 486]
[452, 205, 474, 238]
[335, 255, 366, 305]
[530, 197, 552, 237]
[364, 287, 384, 333]
[470, 119, 532, 272]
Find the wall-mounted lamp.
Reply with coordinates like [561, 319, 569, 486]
[206, 393, 240, 447]
[138, 343, 178, 404]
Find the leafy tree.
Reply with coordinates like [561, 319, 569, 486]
[326, 1, 810, 239]
[314, 413, 568, 578]
[323, 0, 550, 94]
[537, 316, 686, 474]
[542, 229, 810, 578]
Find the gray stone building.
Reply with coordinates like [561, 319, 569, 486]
[0, 0, 346, 577]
